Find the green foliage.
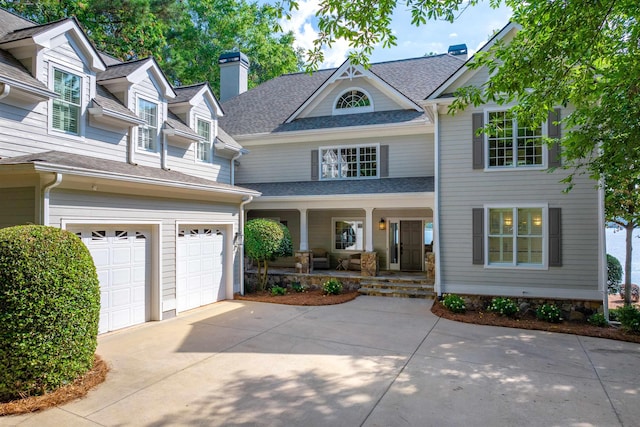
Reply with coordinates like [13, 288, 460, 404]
[607, 254, 623, 294]
[617, 305, 640, 333]
[487, 297, 518, 317]
[609, 308, 620, 322]
[587, 313, 608, 328]
[442, 294, 466, 314]
[322, 278, 343, 295]
[0, 225, 100, 401]
[0, 0, 301, 95]
[291, 281, 308, 293]
[244, 219, 292, 290]
[535, 304, 562, 323]
[270, 285, 287, 296]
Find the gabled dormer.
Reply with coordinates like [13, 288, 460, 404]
[286, 60, 423, 123]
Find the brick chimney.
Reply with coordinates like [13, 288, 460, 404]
[218, 52, 250, 102]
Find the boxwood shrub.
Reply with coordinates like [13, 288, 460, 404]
[0, 225, 100, 401]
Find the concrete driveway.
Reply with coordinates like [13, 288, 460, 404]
[2, 297, 639, 426]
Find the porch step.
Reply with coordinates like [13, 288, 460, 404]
[358, 279, 435, 299]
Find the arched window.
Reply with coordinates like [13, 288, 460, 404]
[333, 88, 373, 115]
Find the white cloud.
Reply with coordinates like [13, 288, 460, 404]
[449, 32, 458, 38]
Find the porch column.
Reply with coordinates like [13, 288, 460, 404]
[299, 208, 309, 251]
[364, 208, 374, 252]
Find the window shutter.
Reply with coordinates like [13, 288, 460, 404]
[547, 108, 561, 167]
[311, 150, 319, 181]
[472, 113, 484, 169]
[548, 207, 562, 266]
[472, 208, 484, 265]
[380, 145, 389, 177]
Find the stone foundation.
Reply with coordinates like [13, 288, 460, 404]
[295, 250, 311, 274]
[361, 251, 378, 277]
[244, 270, 364, 292]
[426, 253, 435, 280]
[452, 294, 603, 322]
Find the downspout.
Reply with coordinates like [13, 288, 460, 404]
[0, 83, 11, 100]
[599, 174, 608, 319]
[230, 149, 245, 185]
[161, 132, 169, 170]
[42, 173, 62, 226]
[128, 126, 137, 165]
[238, 195, 253, 295]
[432, 103, 443, 298]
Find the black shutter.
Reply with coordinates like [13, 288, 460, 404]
[472, 208, 484, 265]
[548, 207, 562, 266]
[472, 113, 484, 169]
[311, 150, 319, 181]
[548, 108, 561, 167]
[380, 145, 389, 177]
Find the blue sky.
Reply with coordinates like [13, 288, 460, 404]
[278, 1, 512, 67]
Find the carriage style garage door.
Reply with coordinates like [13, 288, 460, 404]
[176, 227, 225, 312]
[73, 227, 150, 334]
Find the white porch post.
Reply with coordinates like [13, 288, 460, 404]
[365, 207, 374, 252]
[299, 208, 309, 251]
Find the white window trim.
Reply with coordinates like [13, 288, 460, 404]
[331, 217, 365, 253]
[483, 107, 548, 172]
[195, 116, 213, 163]
[484, 203, 549, 270]
[332, 87, 374, 116]
[135, 95, 160, 155]
[319, 143, 380, 181]
[48, 62, 85, 139]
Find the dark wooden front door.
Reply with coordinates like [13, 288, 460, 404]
[400, 220, 423, 271]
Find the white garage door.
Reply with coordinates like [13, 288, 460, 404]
[74, 227, 150, 334]
[177, 227, 224, 312]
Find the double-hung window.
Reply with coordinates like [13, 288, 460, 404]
[137, 98, 158, 152]
[488, 207, 544, 266]
[52, 68, 81, 134]
[196, 118, 212, 162]
[487, 111, 543, 168]
[320, 145, 378, 179]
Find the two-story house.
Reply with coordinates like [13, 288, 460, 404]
[0, 10, 259, 334]
[220, 22, 605, 306]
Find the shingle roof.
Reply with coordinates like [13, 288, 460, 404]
[171, 83, 207, 104]
[165, 112, 200, 138]
[240, 176, 434, 197]
[97, 58, 152, 81]
[217, 127, 242, 150]
[0, 9, 35, 38]
[93, 85, 139, 120]
[0, 150, 258, 195]
[0, 49, 50, 91]
[219, 55, 463, 136]
[0, 17, 67, 43]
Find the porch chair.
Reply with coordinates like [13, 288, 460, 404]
[312, 248, 330, 269]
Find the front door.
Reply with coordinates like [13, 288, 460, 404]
[400, 220, 423, 271]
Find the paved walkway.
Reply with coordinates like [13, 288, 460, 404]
[2, 297, 639, 426]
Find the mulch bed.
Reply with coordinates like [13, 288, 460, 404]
[235, 289, 359, 306]
[0, 355, 109, 416]
[431, 300, 640, 344]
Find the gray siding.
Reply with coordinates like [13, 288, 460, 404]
[438, 104, 600, 297]
[0, 187, 35, 228]
[48, 189, 241, 304]
[237, 134, 434, 184]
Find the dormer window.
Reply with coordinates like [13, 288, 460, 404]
[333, 88, 373, 115]
[196, 118, 212, 162]
[137, 98, 158, 152]
[52, 68, 81, 135]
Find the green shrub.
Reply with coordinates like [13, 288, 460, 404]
[0, 225, 100, 401]
[616, 305, 640, 333]
[609, 308, 620, 322]
[607, 254, 623, 294]
[270, 285, 287, 296]
[587, 313, 608, 327]
[442, 294, 466, 313]
[291, 282, 307, 293]
[323, 278, 343, 295]
[487, 297, 519, 317]
[536, 304, 562, 323]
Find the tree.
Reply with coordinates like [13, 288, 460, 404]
[0, 0, 301, 94]
[244, 219, 293, 291]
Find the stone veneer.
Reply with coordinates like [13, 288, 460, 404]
[455, 294, 603, 322]
[360, 252, 378, 277]
[295, 250, 311, 274]
[244, 271, 365, 292]
[426, 253, 435, 280]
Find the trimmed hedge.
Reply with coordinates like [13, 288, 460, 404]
[0, 225, 100, 401]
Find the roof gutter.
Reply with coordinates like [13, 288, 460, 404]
[41, 173, 62, 226]
[0, 77, 58, 99]
[0, 83, 10, 100]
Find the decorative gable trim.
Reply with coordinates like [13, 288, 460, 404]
[285, 59, 423, 123]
